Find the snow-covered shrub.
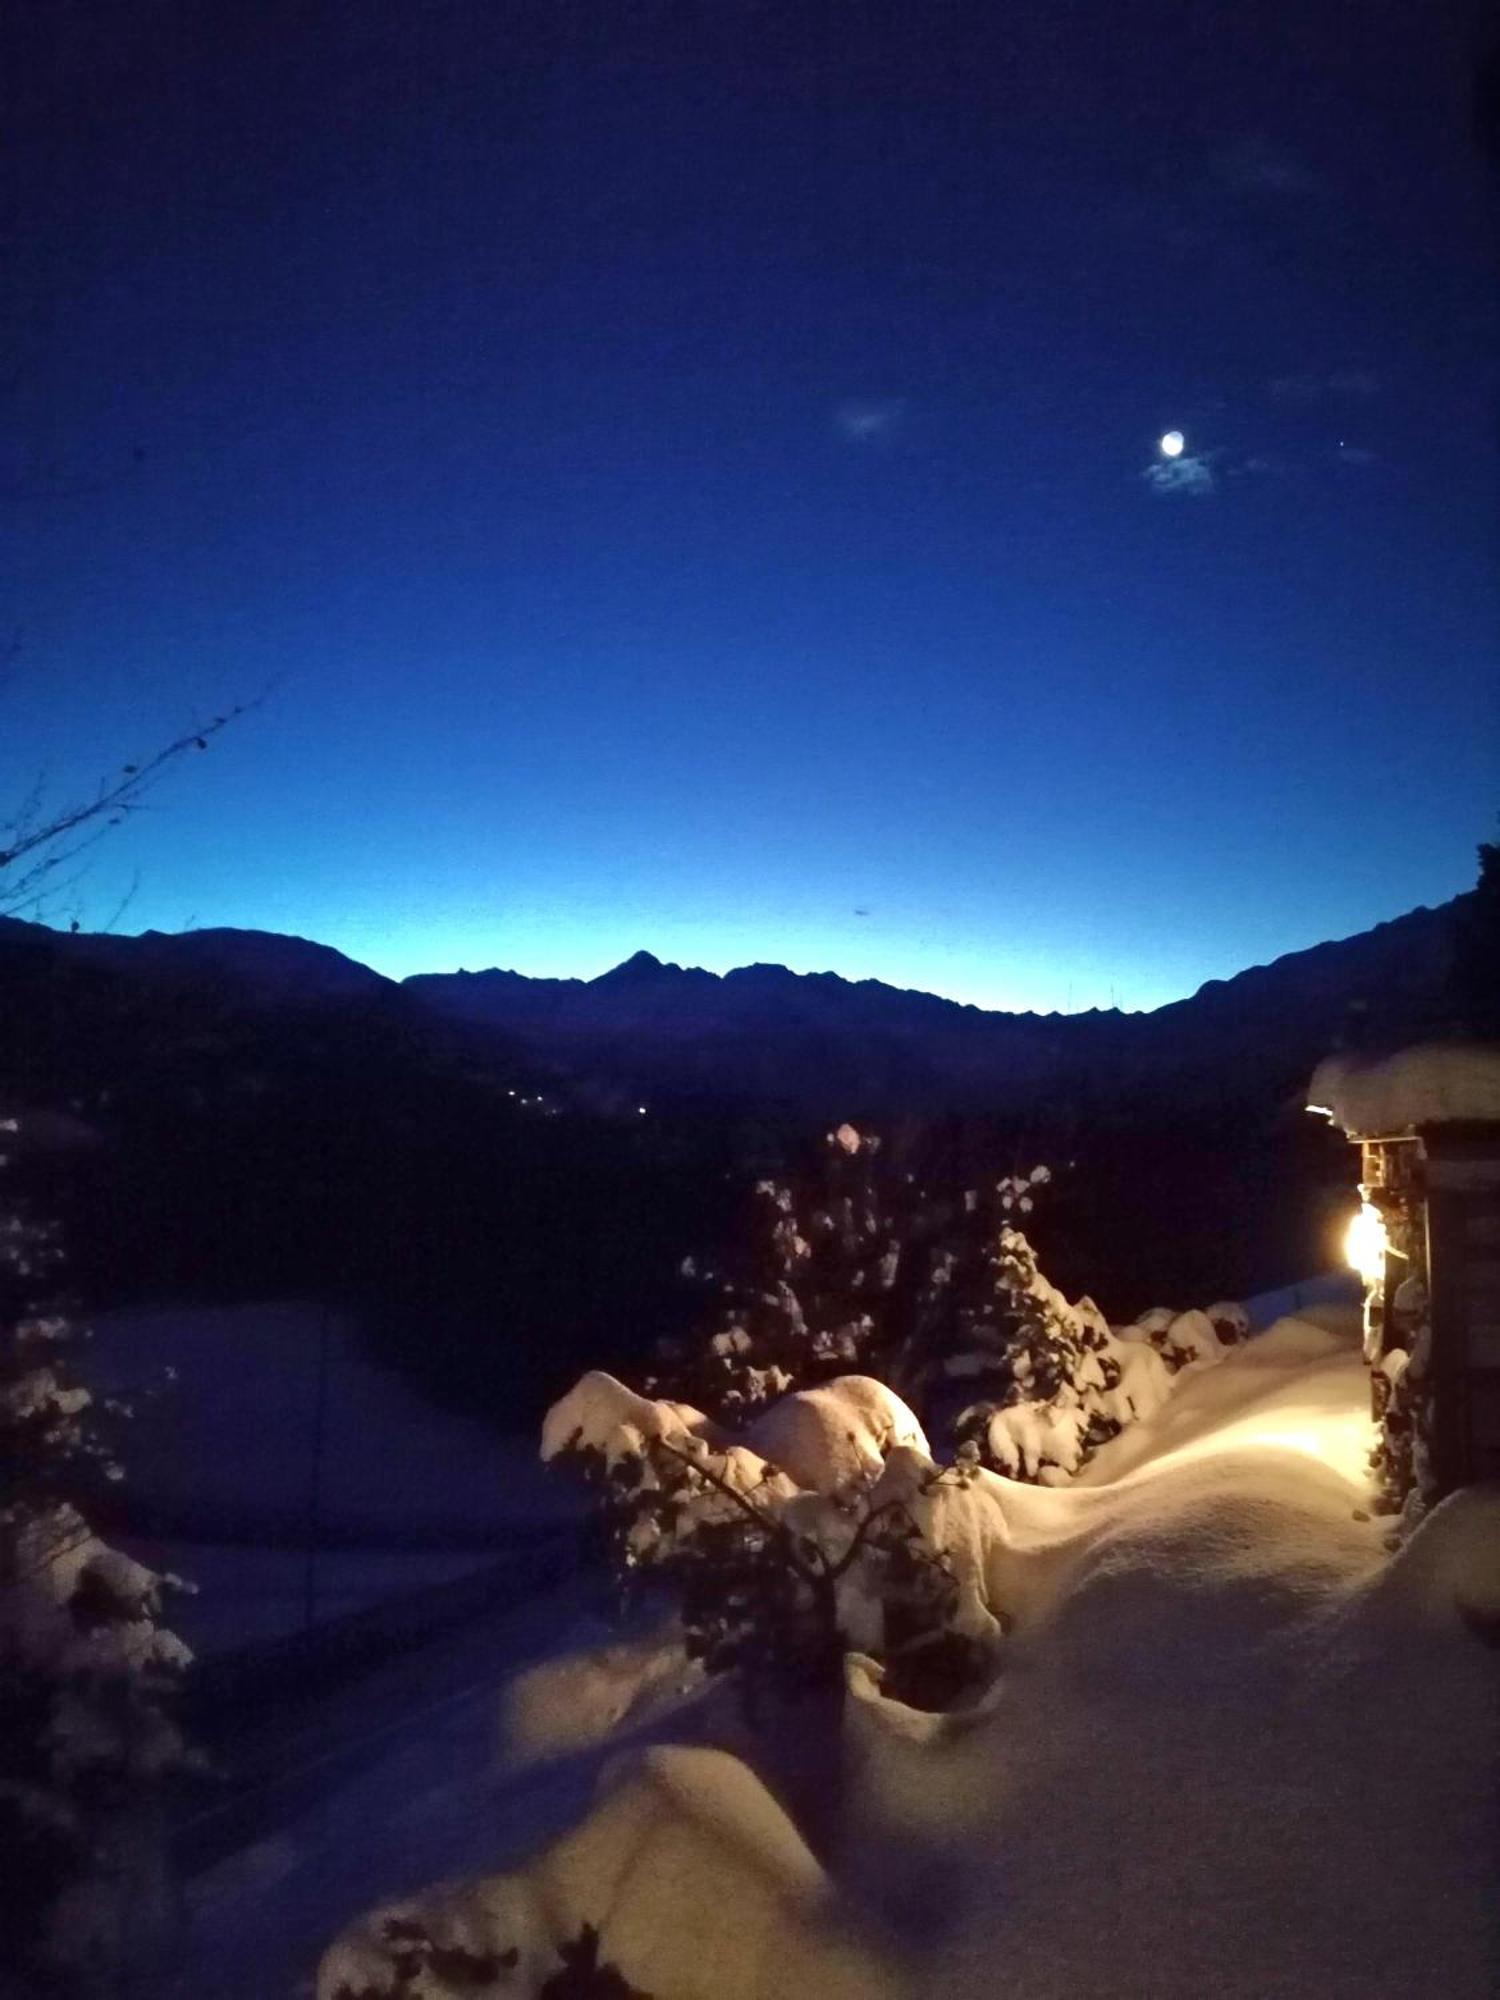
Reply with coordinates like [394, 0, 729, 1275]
[542, 1370, 962, 1706]
[650, 1133, 1071, 1424]
[941, 1233, 1247, 1485]
[647, 1124, 898, 1422]
[547, 1125, 1248, 1709]
[647, 1133, 1222, 1488]
[1204, 1300, 1250, 1346]
[0, 1116, 194, 1994]
[947, 1223, 1125, 1480]
[743, 1376, 927, 1496]
[1368, 1275, 1434, 1517]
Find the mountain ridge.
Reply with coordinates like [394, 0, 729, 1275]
[413, 896, 1461, 1023]
[0, 895, 1464, 1115]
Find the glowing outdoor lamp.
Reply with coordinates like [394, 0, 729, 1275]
[1343, 1200, 1389, 1286]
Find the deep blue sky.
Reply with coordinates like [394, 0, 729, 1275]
[5, 0, 1497, 1011]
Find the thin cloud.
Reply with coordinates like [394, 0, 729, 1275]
[1334, 444, 1378, 466]
[1143, 452, 1216, 497]
[1267, 373, 1322, 404]
[834, 399, 908, 444]
[1214, 135, 1321, 197]
[1269, 367, 1381, 403]
[1112, 131, 1331, 276]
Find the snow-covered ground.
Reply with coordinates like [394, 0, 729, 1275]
[178, 1295, 1499, 1999]
[862, 1310, 1499, 2000]
[87, 1303, 578, 1654]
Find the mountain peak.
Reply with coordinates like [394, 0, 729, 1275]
[593, 948, 673, 985]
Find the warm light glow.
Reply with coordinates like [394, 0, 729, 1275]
[1125, 1406, 1377, 1490]
[1344, 1201, 1388, 1286]
[1159, 429, 1186, 458]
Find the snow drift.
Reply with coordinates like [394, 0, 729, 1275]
[317, 1313, 1500, 1999]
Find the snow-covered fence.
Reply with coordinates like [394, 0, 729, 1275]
[1243, 1271, 1359, 1332]
[174, 1527, 578, 1881]
[184, 1526, 576, 1721]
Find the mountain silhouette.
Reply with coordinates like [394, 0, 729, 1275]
[403, 900, 1464, 1112]
[0, 895, 1465, 1117]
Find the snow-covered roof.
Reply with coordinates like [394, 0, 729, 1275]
[1307, 1043, 1500, 1138]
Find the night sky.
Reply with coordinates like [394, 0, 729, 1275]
[5, 1, 1498, 1011]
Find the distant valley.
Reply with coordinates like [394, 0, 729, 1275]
[1, 894, 1467, 1120]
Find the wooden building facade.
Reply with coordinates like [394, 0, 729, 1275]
[1308, 1046, 1500, 1514]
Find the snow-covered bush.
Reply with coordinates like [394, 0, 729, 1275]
[650, 1133, 1069, 1424]
[647, 1124, 899, 1421]
[0, 1116, 194, 1994]
[546, 1124, 1246, 1713]
[1369, 1274, 1434, 1516]
[948, 1225, 1125, 1480]
[938, 1238, 1239, 1486]
[542, 1371, 963, 1706]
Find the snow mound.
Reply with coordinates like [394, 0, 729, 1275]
[316, 1745, 897, 2000]
[1308, 1041, 1500, 1135]
[857, 1317, 1498, 2000]
[838, 1652, 1011, 1918]
[744, 1376, 927, 1496]
[1373, 1484, 1500, 1626]
[502, 1622, 701, 1768]
[540, 1371, 721, 1467]
[1203, 1298, 1250, 1342]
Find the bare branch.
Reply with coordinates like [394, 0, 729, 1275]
[653, 1433, 915, 1587]
[98, 869, 142, 935]
[0, 686, 271, 918]
[825, 1494, 920, 1579]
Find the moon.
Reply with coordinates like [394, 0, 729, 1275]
[1159, 430, 1186, 459]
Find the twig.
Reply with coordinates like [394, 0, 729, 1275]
[651, 1436, 825, 1581]
[0, 683, 276, 915]
[652, 1433, 912, 1585]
